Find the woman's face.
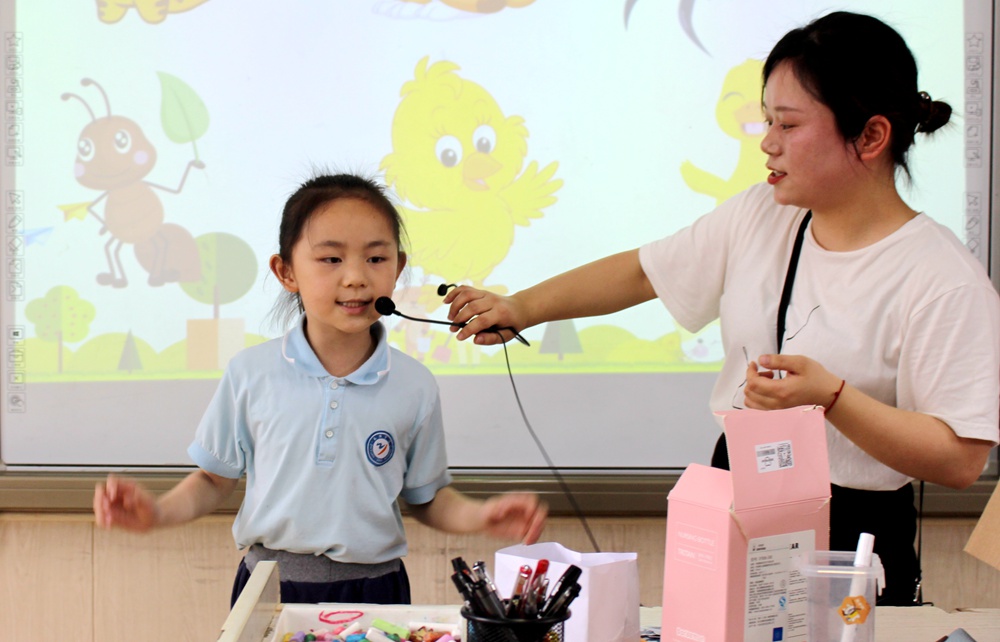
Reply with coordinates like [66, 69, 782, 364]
[760, 62, 865, 212]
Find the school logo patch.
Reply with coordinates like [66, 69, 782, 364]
[365, 430, 395, 467]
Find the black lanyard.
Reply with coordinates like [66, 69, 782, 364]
[776, 210, 812, 352]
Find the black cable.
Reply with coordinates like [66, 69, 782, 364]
[494, 330, 602, 553]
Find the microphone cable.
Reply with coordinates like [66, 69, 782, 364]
[377, 295, 601, 552]
[492, 330, 602, 553]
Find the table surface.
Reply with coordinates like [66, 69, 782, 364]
[641, 606, 1000, 641]
[222, 562, 1000, 642]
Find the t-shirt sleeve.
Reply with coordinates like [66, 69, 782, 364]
[897, 282, 1000, 444]
[187, 367, 248, 479]
[400, 389, 452, 505]
[638, 187, 760, 332]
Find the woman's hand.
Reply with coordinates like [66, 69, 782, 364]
[444, 286, 529, 345]
[93, 474, 160, 532]
[744, 353, 843, 411]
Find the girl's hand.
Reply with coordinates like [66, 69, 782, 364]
[93, 474, 160, 532]
[744, 354, 843, 411]
[479, 493, 548, 544]
[443, 286, 527, 345]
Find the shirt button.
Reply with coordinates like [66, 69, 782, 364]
[325, 430, 334, 438]
[330, 401, 339, 409]
[330, 381, 339, 390]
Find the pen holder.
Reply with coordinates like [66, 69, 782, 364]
[462, 605, 569, 642]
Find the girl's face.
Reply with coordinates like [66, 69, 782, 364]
[760, 62, 865, 212]
[271, 197, 405, 342]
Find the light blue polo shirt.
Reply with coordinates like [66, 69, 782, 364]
[187, 315, 452, 563]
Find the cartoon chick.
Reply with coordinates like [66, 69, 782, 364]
[96, 0, 210, 25]
[397, 0, 535, 14]
[381, 57, 561, 288]
[680, 59, 768, 205]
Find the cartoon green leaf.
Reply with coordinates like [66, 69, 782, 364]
[158, 71, 209, 157]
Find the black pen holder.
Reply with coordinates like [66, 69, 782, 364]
[462, 605, 569, 642]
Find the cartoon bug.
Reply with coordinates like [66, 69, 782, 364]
[61, 78, 203, 288]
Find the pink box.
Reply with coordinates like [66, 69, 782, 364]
[662, 406, 831, 642]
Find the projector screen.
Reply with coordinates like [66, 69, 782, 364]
[0, 0, 995, 471]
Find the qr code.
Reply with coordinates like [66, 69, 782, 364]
[776, 442, 793, 468]
[755, 440, 794, 473]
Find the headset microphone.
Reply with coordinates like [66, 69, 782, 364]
[375, 296, 459, 329]
[374, 295, 600, 552]
[375, 296, 530, 347]
[436, 283, 458, 296]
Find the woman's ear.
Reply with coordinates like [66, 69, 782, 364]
[857, 115, 892, 163]
[269, 254, 298, 293]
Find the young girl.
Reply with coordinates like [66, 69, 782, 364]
[443, 12, 1000, 605]
[93, 173, 547, 606]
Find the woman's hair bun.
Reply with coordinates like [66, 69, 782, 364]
[916, 91, 952, 134]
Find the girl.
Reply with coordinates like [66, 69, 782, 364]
[443, 12, 1000, 605]
[94, 173, 547, 606]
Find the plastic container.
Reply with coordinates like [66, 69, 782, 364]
[461, 605, 569, 642]
[796, 551, 885, 642]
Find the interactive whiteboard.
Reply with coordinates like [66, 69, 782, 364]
[0, 0, 994, 471]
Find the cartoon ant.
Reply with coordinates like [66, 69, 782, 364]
[62, 78, 203, 288]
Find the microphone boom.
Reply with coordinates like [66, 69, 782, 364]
[375, 296, 529, 346]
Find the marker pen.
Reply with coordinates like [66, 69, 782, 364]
[452, 571, 474, 607]
[473, 560, 505, 611]
[506, 564, 533, 617]
[542, 581, 581, 618]
[452, 556, 473, 576]
[531, 559, 549, 585]
[541, 564, 582, 614]
[535, 577, 550, 609]
[472, 578, 506, 618]
[523, 559, 549, 616]
[472, 560, 488, 583]
[473, 560, 501, 595]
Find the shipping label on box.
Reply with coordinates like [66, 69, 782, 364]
[662, 406, 830, 642]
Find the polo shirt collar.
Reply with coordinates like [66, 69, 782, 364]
[280, 314, 391, 384]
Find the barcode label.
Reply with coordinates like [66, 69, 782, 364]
[755, 440, 794, 473]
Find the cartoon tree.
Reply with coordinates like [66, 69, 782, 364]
[179, 232, 258, 318]
[118, 330, 142, 374]
[539, 319, 582, 360]
[25, 286, 96, 373]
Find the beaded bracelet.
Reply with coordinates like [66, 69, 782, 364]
[825, 379, 846, 414]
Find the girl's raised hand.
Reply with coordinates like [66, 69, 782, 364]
[444, 286, 527, 345]
[93, 474, 160, 532]
[480, 493, 548, 544]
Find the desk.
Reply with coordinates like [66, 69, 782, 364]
[221, 562, 1000, 641]
[640, 607, 1000, 641]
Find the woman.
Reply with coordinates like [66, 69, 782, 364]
[442, 12, 1000, 605]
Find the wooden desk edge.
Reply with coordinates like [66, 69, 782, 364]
[0, 471, 995, 516]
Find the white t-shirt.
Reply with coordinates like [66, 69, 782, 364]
[639, 183, 1000, 490]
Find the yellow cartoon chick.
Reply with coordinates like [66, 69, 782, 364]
[381, 57, 561, 288]
[96, 0, 210, 24]
[398, 0, 535, 14]
[680, 59, 768, 205]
